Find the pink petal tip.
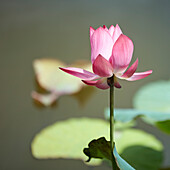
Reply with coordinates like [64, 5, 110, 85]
[126, 70, 152, 81]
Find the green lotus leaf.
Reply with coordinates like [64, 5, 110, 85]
[120, 145, 163, 170]
[133, 80, 170, 133]
[31, 118, 163, 168]
[134, 80, 170, 112]
[114, 146, 135, 170]
[83, 137, 135, 170]
[32, 59, 92, 106]
[104, 108, 170, 123]
[83, 137, 112, 162]
[32, 118, 110, 166]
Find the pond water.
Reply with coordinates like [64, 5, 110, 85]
[0, 0, 170, 169]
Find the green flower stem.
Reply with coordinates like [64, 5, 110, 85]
[108, 75, 118, 170]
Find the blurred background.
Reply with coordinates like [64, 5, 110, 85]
[0, 0, 170, 169]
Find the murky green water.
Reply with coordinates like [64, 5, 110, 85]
[0, 0, 170, 169]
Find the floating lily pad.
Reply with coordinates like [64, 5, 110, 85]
[104, 108, 170, 123]
[116, 129, 163, 170]
[116, 128, 163, 154]
[120, 145, 163, 170]
[104, 81, 170, 133]
[32, 59, 92, 106]
[31, 117, 163, 168]
[134, 80, 170, 112]
[32, 118, 110, 165]
[156, 120, 170, 134]
[133, 80, 170, 133]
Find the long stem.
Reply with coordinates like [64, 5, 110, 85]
[110, 78, 114, 152]
[108, 75, 117, 170]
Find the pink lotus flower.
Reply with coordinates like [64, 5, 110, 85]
[60, 25, 152, 89]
